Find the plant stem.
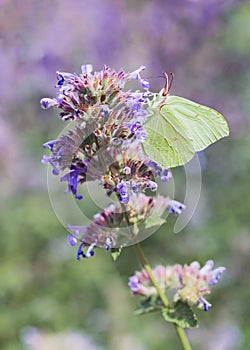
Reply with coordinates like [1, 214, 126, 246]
[134, 243, 169, 307]
[120, 203, 192, 349]
[175, 325, 192, 350]
[134, 242, 192, 350]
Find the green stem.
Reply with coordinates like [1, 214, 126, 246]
[120, 203, 192, 349]
[175, 325, 192, 350]
[134, 243, 169, 307]
[134, 242, 192, 350]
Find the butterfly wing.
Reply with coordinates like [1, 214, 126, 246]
[162, 96, 229, 152]
[142, 104, 195, 168]
[142, 95, 229, 168]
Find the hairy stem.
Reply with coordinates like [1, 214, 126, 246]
[133, 243, 169, 307]
[134, 242, 192, 350]
[120, 203, 192, 349]
[175, 325, 192, 350]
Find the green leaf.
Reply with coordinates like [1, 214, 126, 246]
[162, 300, 198, 328]
[144, 216, 166, 229]
[134, 295, 164, 316]
[143, 95, 229, 168]
[110, 246, 124, 261]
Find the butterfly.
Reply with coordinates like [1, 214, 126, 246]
[142, 73, 229, 168]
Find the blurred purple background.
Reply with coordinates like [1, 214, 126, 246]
[0, 1, 249, 349]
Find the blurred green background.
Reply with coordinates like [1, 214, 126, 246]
[0, 1, 249, 349]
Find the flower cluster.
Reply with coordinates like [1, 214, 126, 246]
[67, 193, 185, 259]
[41, 65, 169, 200]
[128, 260, 226, 311]
[41, 64, 185, 259]
[41, 64, 148, 131]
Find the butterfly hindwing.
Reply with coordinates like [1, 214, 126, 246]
[142, 103, 195, 168]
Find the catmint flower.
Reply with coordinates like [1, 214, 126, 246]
[129, 65, 149, 90]
[141, 79, 150, 90]
[41, 66, 156, 198]
[128, 275, 140, 292]
[117, 182, 130, 204]
[199, 297, 212, 312]
[42, 140, 58, 151]
[161, 169, 172, 183]
[104, 237, 112, 251]
[60, 165, 86, 200]
[40, 65, 148, 127]
[145, 161, 162, 176]
[135, 127, 147, 142]
[40, 98, 58, 109]
[67, 234, 78, 247]
[67, 193, 179, 258]
[145, 161, 172, 181]
[199, 259, 226, 286]
[167, 200, 186, 215]
[86, 143, 172, 203]
[130, 121, 142, 133]
[76, 242, 85, 260]
[41, 155, 60, 175]
[129, 261, 226, 311]
[75, 240, 96, 260]
[123, 166, 131, 175]
[81, 64, 93, 75]
[129, 65, 146, 80]
[147, 180, 158, 191]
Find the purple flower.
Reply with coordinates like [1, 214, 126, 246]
[199, 297, 212, 312]
[123, 166, 131, 175]
[41, 155, 60, 175]
[117, 182, 130, 204]
[42, 140, 58, 150]
[104, 237, 112, 251]
[130, 122, 141, 133]
[56, 72, 65, 87]
[81, 64, 93, 75]
[55, 71, 75, 87]
[84, 242, 96, 258]
[131, 182, 139, 193]
[128, 66, 150, 90]
[135, 127, 146, 142]
[146, 161, 162, 176]
[119, 194, 130, 204]
[40, 98, 58, 109]
[76, 242, 85, 260]
[167, 200, 186, 215]
[141, 79, 150, 90]
[147, 180, 158, 191]
[128, 276, 139, 292]
[60, 165, 86, 200]
[129, 260, 226, 311]
[199, 260, 226, 286]
[209, 267, 226, 285]
[67, 193, 172, 260]
[161, 169, 172, 183]
[67, 234, 78, 247]
[76, 242, 95, 260]
[129, 65, 146, 81]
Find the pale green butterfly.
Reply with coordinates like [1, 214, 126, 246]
[142, 73, 229, 168]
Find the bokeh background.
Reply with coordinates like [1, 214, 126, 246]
[1, 0, 250, 349]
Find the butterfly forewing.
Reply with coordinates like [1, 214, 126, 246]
[162, 96, 229, 152]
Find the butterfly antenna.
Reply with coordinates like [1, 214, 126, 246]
[169, 72, 174, 92]
[162, 72, 174, 96]
[148, 75, 165, 79]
